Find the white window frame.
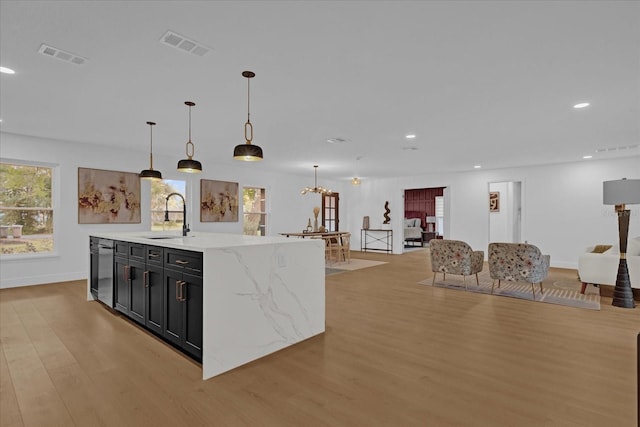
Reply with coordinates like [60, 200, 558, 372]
[242, 186, 267, 236]
[0, 158, 59, 260]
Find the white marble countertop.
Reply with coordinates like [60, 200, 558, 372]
[90, 231, 312, 252]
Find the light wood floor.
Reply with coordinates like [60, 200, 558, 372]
[1, 249, 638, 426]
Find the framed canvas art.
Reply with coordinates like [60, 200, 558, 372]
[200, 179, 239, 222]
[489, 191, 500, 212]
[78, 167, 141, 223]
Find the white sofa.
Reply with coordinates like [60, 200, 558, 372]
[578, 236, 640, 292]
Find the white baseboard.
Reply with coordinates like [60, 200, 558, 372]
[0, 271, 86, 289]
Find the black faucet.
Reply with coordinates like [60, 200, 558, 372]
[164, 192, 190, 237]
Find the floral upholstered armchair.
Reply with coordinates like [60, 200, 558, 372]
[429, 239, 484, 288]
[488, 242, 550, 299]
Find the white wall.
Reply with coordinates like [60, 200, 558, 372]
[0, 132, 342, 288]
[343, 157, 640, 269]
[489, 181, 521, 243]
[3, 131, 639, 285]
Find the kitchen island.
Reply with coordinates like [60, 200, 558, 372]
[88, 231, 325, 380]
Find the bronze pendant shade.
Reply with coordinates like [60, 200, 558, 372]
[140, 121, 162, 180]
[177, 101, 202, 173]
[234, 71, 263, 161]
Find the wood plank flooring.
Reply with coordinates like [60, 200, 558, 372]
[1, 249, 639, 426]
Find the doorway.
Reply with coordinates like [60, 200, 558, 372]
[322, 193, 339, 231]
[488, 181, 522, 243]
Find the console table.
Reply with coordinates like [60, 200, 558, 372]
[361, 229, 393, 253]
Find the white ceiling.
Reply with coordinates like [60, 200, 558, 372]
[1, 1, 638, 181]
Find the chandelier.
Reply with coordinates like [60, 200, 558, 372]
[301, 165, 332, 195]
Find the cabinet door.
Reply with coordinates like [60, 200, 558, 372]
[182, 273, 203, 359]
[114, 256, 130, 314]
[128, 259, 146, 325]
[145, 264, 164, 335]
[163, 269, 183, 347]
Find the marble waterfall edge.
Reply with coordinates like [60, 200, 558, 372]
[202, 240, 325, 379]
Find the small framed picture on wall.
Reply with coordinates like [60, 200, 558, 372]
[489, 191, 500, 212]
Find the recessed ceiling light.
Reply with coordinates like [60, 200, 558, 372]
[474, 165, 481, 169]
[573, 102, 590, 109]
[0, 66, 15, 74]
[327, 137, 348, 144]
[405, 134, 416, 139]
[583, 155, 593, 159]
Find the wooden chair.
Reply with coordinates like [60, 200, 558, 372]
[311, 236, 333, 262]
[334, 232, 351, 264]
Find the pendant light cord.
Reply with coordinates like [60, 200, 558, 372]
[244, 75, 253, 143]
[149, 123, 153, 168]
[247, 76, 251, 123]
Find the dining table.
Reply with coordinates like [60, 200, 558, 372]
[280, 231, 350, 262]
[279, 231, 349, 239]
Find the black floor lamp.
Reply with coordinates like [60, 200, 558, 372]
[603, 178, 640, 308]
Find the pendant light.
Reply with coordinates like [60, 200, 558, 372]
[140, 121, 162, 180]
[234, 71, 263, 161]
[301, 165, 332, 195]
[177, 101, 202, 173]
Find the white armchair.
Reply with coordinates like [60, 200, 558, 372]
[578, 236, 640, 293]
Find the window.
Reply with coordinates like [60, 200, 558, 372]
[435, 196, 444, 236]
[151, 179, 186, 231]
[322, 193, 339, 231]
[243, 187, 266, 236]
[0, 162, 54, 255]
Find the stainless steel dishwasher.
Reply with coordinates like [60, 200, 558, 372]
[98, 239, 114, 307]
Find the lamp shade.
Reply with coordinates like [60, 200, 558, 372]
[233, 143, 263, 161]
[603, 179, 640, 205]
[177, 158, 202, 173]
[139, 169, 162, 180]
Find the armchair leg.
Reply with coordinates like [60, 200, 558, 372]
[475, 273, 479, 286]
[531, 283, 536, 300]
[432, 272, 438, 286]
[491, 280, 495, 294]
[580, 282, 587, 294]
[463, 275, 467, 290]
[539, 283, 544, 295]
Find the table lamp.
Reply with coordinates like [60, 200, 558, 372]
[603, 178, 640, 308]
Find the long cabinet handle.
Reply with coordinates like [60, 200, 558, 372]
[175, 280, 186, 301]
[179, 281, 186, 302]
[148, 253, 160, 258]
[123, 265, 130, 282]
[143, 271, 149, 288]
[174, 259, 189, 265]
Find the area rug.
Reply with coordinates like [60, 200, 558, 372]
[417, 271, 600, 310]
[325, 259, 388, 276]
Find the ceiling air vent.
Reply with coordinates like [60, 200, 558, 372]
[160, 30, 211, 57]
[38, 44, 87, 65]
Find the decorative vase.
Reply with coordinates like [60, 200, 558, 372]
[313, 206, 320, 232]
[306, 218, 313, 232]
